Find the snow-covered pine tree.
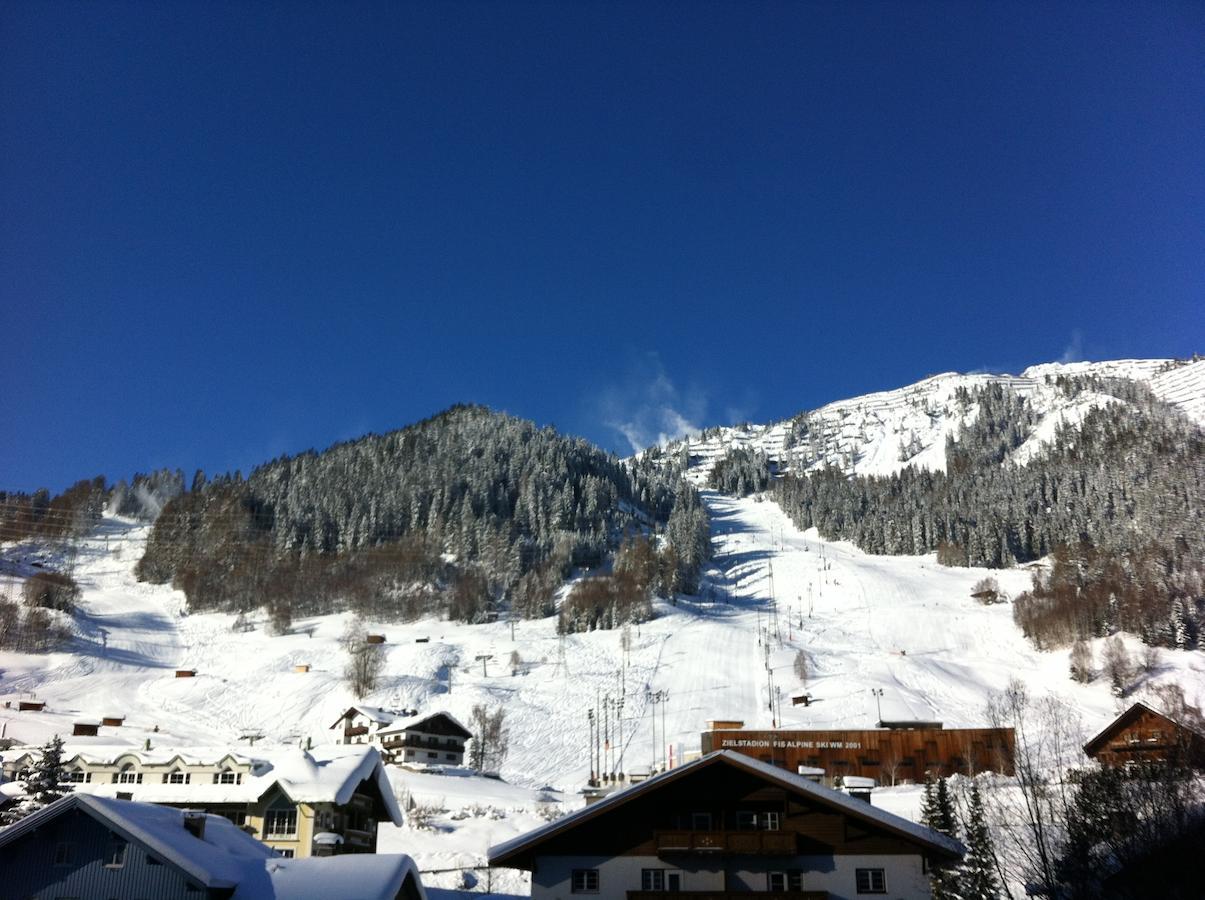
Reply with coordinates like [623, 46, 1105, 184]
[960, 782, 1001, 900]
[1, 734, 72, 824]
[921, 775, 962, 900]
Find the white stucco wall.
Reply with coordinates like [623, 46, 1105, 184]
[531, 853, 932, 900]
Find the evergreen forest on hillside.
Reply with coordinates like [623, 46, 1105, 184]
[765, 381, 1204, 650]
[133, 405, 705, 627]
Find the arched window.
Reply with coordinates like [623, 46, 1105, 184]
[117, 764, 141, 784]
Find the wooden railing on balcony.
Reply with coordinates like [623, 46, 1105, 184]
[629, 892, 827, 900]
[654, 831, 797, 855]
[344, 725, 369, 737]
[380, 734, 463, 752]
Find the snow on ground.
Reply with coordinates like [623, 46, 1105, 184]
[3, 473, 1204, 880]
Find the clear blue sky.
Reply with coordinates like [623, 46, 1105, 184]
[2, 1, 1202, 492]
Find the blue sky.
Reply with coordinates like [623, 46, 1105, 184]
[2, 1, 1202, 492]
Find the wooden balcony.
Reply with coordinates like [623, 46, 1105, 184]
[344, 725, 369, 737]
[654, 831, 797, 855]
[629, 892, 827, 900]
[381, 734, 463, 752]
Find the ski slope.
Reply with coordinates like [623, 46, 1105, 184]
[2, 356, 1202, 880]
[5, 495, 1203, 789]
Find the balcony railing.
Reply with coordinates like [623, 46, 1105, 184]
[654, 831, 797, 855]
[629, 892, 827, 900]
[381, 734, 464, 752]
[344, 726, 369, 737]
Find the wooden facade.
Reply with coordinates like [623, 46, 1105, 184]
[1083, 702, 1205, 770]
[701, 725, 1015, 783]
[491, 750, 962, 900]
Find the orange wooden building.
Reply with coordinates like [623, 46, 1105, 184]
[1083, 701, 1205, 770]
[700, 721, 1015, 784]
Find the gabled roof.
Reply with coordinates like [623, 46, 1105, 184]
[0, 744, 404, 826]
[235, 853, 428, 900]
[0, 794, 275, 889]
[329, 705, 400, 729]
[378, 710, 472, 739]
[488, 750, 964, 868]
[0, 794, 425, 900]
[1083, 701, 1205, 756]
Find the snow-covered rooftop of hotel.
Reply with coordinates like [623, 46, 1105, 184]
[0, 743, 404, 825]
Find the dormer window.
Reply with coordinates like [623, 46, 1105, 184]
[215, 768, 241, 785]
[117, 764, 142, 784]
[65, 768, 89, 784]
[166, 769, 191, 785]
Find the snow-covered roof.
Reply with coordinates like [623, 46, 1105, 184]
[489, 750, 964, 867]
[0, 794, 275, 889]
[0, 794, 424, 899]
[377, 710, 472, 739]
[235, 853, 427, 900]
[0, 744, 403, 826]
[330, 705, 402, 728]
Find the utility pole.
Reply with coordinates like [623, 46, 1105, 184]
[647, 689, 657, 773]
[616, 697, 625, 778]
[587, 709, 596, 786]
[871, 688, 884, 726]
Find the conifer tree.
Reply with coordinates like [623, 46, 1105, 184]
[960, 782, 1001, 900]
[1, 734, 72, 824]
[922, 775, 962, 900]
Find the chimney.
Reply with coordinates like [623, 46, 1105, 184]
[182, 810, 207, 840]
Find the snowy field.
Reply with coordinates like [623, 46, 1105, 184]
[3, 487, 1203, 880]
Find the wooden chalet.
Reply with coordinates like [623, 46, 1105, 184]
[490, 749, 963, 900]
[1083, 701, 1205, 770]
[330, 705, 410, 746]
[379, 711, 472, 767]
[701, 722, 1015, 785]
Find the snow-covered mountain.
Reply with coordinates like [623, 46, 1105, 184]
[672, 358, 1205, 484]
[1, 356, 1202, 885]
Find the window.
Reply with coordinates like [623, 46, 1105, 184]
[427, 752, 437, 759]
[1149, 731, 1163, 743]
[265, 808, 298, 837]
[856, 868, 886, 894]
[278, 849, 295, 858]
[762, 811, 781, 831]
[65, 769, 88, 784]
[216, 769, 241, 785]
[642, 870, 664, 891]
[104, 835, 128, 868]
[788, 871, 803, 891]
[690, 811, 712, 830]
[53, 842, 74, 866]
[166, 770, 190, 785]
[767, 872, 787, 892]
[117, 765, 141, 784]
[571, 869, 599, 893]
[735, 810, 756, 830]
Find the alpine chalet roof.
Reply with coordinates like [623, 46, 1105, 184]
[378, 710, 472, 739]
[0, 794, 424, 900]
[0, 743, 403, 825]
[1083, 701, 1205, 756]
[488, 749, 964, 867]
[0, 794, 275, 889]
